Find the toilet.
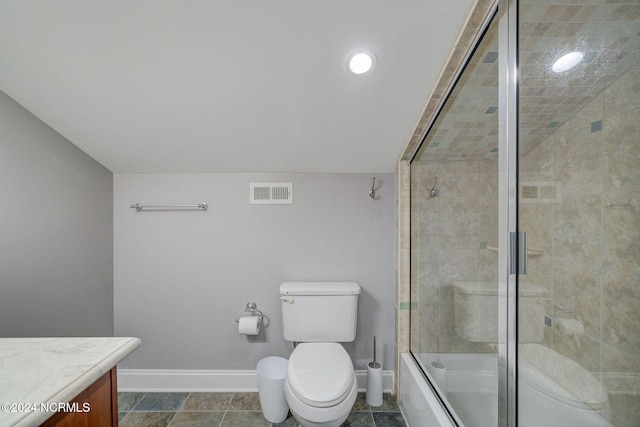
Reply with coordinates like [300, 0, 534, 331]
[280, 281, 361, 427]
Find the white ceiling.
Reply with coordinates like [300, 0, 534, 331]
[0, 0, 474, 173]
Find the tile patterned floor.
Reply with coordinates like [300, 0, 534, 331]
[118, 391, 407, 427]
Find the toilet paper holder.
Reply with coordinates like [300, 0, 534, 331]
[235, 301, 264, 324]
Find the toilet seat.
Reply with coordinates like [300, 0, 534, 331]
[286, 342, 355, 408]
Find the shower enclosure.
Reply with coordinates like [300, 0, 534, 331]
[406, 0, 639, 426]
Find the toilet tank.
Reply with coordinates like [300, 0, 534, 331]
[280, 282, 360, 342]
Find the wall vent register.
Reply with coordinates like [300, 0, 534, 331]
[520, 182, 560, 203]
[250, 183, 293, 204]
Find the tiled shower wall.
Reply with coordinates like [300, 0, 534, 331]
[520, 63, 639, 426]
[410, 159, 498, 354]
[394, 0, 496, 388]
[404, 62, 639, 422]
[408, 68, 640, 361]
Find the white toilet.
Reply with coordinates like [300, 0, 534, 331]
[280, 281, 361, 427]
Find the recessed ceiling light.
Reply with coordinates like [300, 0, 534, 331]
[552, 51, 584, 73]
[346, 50, 376, 75]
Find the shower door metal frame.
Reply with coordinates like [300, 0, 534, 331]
[497, 0, 519, 425]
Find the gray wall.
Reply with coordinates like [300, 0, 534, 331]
[0, 91, 114, 337]
[114, 173, 396, 370]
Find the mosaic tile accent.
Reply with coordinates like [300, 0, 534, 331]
[398, 301, 416, 310]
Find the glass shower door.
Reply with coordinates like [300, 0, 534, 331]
[517, 1, 640, 426]
[409, 13, 501, 427]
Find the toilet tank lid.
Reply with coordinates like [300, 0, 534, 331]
[452, 281, 548, 297]
[280, 282, 361, 296]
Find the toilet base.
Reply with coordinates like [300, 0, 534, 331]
[289, 407, 349, 427]
[285, 376, 358, 427]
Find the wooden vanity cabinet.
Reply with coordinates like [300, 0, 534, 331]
[41, 368, 118, 427]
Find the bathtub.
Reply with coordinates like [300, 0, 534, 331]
[400, 348, 613, 427]
[399, 353, 457, 427]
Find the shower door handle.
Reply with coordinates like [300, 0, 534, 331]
[510, 231, 528, 275]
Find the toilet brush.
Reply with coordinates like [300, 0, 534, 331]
[373, 336, 377, 368]
[366, 336, 383, 406]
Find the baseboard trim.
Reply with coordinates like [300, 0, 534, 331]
[118, 369, 395, 393]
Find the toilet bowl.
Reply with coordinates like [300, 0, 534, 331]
[279, 282, 361, 427]
[284, 343, 357, 427]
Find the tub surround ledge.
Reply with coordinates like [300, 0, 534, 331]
[0, 337, 141, 427]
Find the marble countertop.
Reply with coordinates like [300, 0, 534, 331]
[0, 337, 141, 427]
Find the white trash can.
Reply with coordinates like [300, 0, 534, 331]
[257, 356, 289, 423]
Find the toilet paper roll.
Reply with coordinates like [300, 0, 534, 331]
[238, 316, 261, 335]
[555, 318, 584, 336]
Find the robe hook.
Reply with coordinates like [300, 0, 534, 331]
[430, 177, 439, 198]
[370, 177, 378, 200]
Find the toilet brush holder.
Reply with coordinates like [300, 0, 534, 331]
[366, 336, 383, 407]
[366, 361, 383, 407]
